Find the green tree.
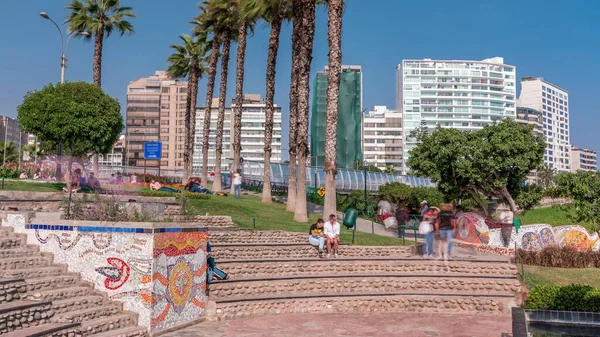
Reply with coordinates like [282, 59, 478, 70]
[383, 166, 397, 175]
[377, 182, 411, 204]
[555, 171, 600, 232]
[408, 186, 444, 210]
[409, 119, 545, 215]
[354, 161, 382, 172]
[66, 0, 135, 176]
[166, 34, 208, 182]
[17, 82, 123, 188]
[0, 142, 19, 164]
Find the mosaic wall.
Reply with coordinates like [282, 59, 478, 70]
[3, 213, 208, 332]
[456, 212, 599, 251]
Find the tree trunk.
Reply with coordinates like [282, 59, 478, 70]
[293, 0, 317, 223]
[323, 0, 344, 219]
[201, 38, 220, 188]
[500, 185, 519, 214]
[183, 64, 199, 183]
[231, 23, 248, 195]
[286, 10, 302, 213]
[91, 30, 104, 176]
[468, 189, 490, 217]
[214, 33, 232, 192]
[262, 13, 284, 204]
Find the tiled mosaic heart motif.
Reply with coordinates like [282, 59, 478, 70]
[96, 257, 130, 290]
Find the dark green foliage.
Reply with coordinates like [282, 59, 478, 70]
[526, 284, 600, 312]
[554, 171, 600, 233]
[408, 187, 444, 210]
[516, 246, 600, 268]
[516, 184, 544, 211]
[17, 82, 123, 157]
[377, 182, 411, 203]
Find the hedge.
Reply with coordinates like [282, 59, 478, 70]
[526, 284, 600, 312]
[515, 246, 600, 268]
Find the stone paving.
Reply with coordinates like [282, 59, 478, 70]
[166, 312, 512, 337]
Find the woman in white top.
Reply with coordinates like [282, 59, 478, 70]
[233, 169, 242, 199]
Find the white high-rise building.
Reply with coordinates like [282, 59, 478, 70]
[396, 57, 517, 173]
[518, 77, 570, 172]
[193, 94, 282, 173]
[571, 146, 596, 172]
[363, 106, 403, 172]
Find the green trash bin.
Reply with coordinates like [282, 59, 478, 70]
[343, 208, 358, 229]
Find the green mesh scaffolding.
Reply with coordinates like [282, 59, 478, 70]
[310, 70, 363, 169]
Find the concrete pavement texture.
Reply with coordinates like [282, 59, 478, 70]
[165, 312, 512, 337]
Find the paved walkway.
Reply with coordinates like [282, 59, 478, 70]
[168, 312, 512, 337]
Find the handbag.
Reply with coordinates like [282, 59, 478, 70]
[418, 221, 433, 235]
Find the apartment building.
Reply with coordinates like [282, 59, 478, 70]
[518, 77, 571, 172]
[193, 94, 282, 173]
[310, 65, 363, 169]
[125, 71, 188, 170]
[0, 116, 29, 146]
[571, 146, 597, 172]
[396, 57, 517, 173]
[516, 106, 544, 137]
[363, 106, 403, 172]
[98, 135, 126, 173]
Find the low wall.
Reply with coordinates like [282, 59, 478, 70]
[455, 212, 600, 252]
[3, 212, 208, 333]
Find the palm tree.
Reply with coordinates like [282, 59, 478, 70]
[194, 3, 221, 188]
[200, 0, 239, 192]
[244, 0, 292, 203]
[293, 0, 317, 223]
[322, 0, 344, 218]
[285, 5, 302, 212]
[0, 142, 19, 165]
[230, 0, 258, 195]
[166, 34, 208, 183]
[65, 0, 135, 176]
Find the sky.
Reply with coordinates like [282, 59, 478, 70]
[1, 0, 599, 157]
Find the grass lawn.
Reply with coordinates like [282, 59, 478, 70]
[188, 194, 415, 246]
[519, 206, 594, 232]
[522, 265, 600, 288]
[0, 180, 65, 192]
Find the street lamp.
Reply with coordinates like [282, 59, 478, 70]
[363, 160, 368, 204]
[39, 12, 89, 180]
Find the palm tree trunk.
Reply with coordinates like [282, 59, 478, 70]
[323, 0, 344, 219]
[286, 11, 302, 213]
[183, 64, 200, 183]
[201, 38, 220, 188]
[91, 30, 104, 176]
[231, 23, 248, 195]
[262, 13, 284, 204]
[293, 0, 317, 223]
[214, 32, 232, 192]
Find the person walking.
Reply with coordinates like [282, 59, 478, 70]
[420, 207, 438, 258]
[233, 169, 242, 199]
[435, 203, 457, 262]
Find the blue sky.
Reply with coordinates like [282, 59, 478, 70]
[1, 0, 599, 156]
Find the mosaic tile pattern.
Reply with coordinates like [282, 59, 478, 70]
[456, 212, 599, 252]
[5, 213, 208, 332]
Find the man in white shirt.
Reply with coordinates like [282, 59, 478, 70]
[324, 214, 341, 258]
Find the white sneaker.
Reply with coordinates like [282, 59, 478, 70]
[334, 253, 338, 258]
[327, 254, 330, 259]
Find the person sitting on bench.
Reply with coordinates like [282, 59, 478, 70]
[308, 219, 326, 258]
[324, 214, 341, 258]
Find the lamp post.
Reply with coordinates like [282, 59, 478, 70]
[363, 160, 368, 204]
[39, 12, 89, 181]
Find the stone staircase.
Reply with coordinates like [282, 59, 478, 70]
[207, 229, 519, 321]
[0, 226, 147, 337]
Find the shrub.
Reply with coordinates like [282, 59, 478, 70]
[515, 246, 600, 268]
[408, 187, 444, 210]
[377, 182, 411, 203]
[526, 284, 600, 312]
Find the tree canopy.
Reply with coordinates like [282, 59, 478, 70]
[408, 118, 545, 214]
[17, 82, 123, 159]
[555, 171, 600, 232]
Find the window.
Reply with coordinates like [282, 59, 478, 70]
[161, 136, 169, 141]
[178, 88, 187, 94]
[161, 120, 169, 125]
[161, 87, 170, 93]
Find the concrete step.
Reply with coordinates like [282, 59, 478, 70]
[51, 295, 107, 316]
[210, 230, 308, 244]
[2, 322, 80, 337]
[0, 254, 52, 271]
[23, 274, 81, 297]
[67, 312, 139, 336]
[53, 302, 122, 323]
[88, 325, 149, 337]
[0, 300, 53, 334]
[31, 285, 95, 302]
[212, 244, 415, 261]
[0, 245, 41, 260]
[214, 294, 513, 320]
[209, 276, 520, 301]
[0, 264, 67, 279]
[0, 235, 26, 250]
[220, 259, 517, 279]
[0, 278, 25, 303]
